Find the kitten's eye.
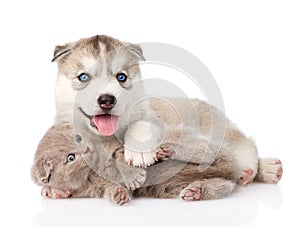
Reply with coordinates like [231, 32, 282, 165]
[67, 153, 75, 163]
[78, 73, 90, 82]
[75, 135, 82, 143]
[116, 73, 127, 82]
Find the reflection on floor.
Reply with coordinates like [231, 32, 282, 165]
[33, 183, 282, 227]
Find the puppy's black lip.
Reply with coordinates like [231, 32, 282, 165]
[79, 107, 93, 120]
[90, 120, 97, 129]
[78, 107, 113, 119]
[79, 108, 97, 129]
[78, 108, 94, 130]
[47, 173, 51, 183]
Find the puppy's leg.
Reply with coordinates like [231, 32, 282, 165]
[228, 139, 259, 185]
[104, 184, 132, 206]
[157, 129, 259, 185]
[179, 178, 236, 201]
[136, 177, 236, 201]
[124, 120, 162, 167]
[254, 157, 283, 184]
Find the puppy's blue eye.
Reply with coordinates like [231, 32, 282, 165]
[67, 153, 75, 163]
[78, 73, 90, 82]
[116, 73, 127, 82]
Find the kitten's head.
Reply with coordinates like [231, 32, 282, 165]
[31, 124, 97, 191]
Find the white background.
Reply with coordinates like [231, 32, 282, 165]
[0, 0, 299, 226]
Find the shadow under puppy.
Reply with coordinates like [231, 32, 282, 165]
[32, 124, 242, 205]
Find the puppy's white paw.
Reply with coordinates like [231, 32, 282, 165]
[124, 120, 162, 168]
[124, 147, 157, 167]
[255, 158, 283, 184]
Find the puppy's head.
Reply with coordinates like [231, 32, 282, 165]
[54, 35, 146, 136]
[31, 124, 96, 191]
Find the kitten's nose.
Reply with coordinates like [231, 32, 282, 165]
[98, 94, 116, 110]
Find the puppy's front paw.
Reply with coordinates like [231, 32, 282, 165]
[110, 186, 131, 206]
[124, 147, 157, 167]
[124, 120, 162, 168]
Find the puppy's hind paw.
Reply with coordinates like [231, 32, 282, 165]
[255, 158, 283, 184]
[238, 169, 255, 185]
[180, 179, 236, 201]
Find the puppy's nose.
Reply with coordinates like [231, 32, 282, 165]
[98, 94, 116, 110]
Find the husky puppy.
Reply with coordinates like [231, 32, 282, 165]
[53, 35, 282, 185]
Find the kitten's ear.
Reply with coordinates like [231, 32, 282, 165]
[51, 42, 76, 62]
[31, 156, 53, 186]
[127, 44, 145, 61]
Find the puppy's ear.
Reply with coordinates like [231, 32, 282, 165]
[127, 44, 145, 61]
[51, 42, 76, 62]
[31, 156, 53, 186]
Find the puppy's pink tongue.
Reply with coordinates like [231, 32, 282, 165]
[92, 115, 118, 136]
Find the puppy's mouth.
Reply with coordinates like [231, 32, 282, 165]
[79, 108, 119, 136]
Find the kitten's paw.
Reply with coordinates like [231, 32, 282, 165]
[122, 167, 147, 191]
[41, 186, 72, 199]
[156, 146, 174, 160]
[256, 158, 283, 184]
[179, 185, 202, 201]
[111, 186, 131, 206]
[41, 186, 52, 198]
